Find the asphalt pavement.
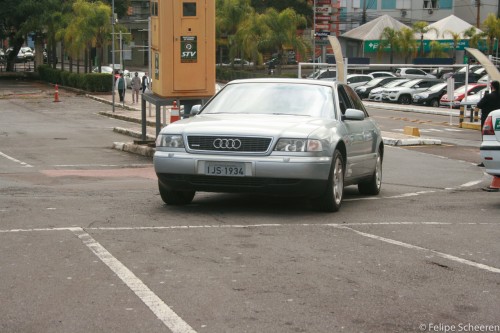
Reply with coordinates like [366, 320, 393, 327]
[87, 89, 480, 157]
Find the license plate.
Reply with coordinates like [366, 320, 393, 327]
[495, 118, 500, 131]
[205, 162, 245, 176]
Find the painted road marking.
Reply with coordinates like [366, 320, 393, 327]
[0, 151, 33, 167]
[334, 226, 500, 274]
[71, 227, 197, 333]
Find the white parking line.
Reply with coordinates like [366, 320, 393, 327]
[334, 225, 500, 274]
[70, 228, 197, 333]
[0, 151, 33, 167]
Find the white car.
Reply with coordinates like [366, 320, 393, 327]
[369, 71, 395, 78]
[395, 67, 436, 79]
[308, 68, 337, 80]
[480, 109, 500, 179]
[367, 78, 409, 101]
[319, 74, 373, 89]
[381, 78, 443, 104]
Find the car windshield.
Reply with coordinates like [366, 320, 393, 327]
[366, 78, 385, 87]
[428, 83, 446, 92]
[202, 82, 336, 118]
[384, 79, 408, 88]
[401, 79, 421, 87]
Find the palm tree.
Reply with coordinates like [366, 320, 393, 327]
[216, 0, 253, 66]
[428, 41, 447, 58]
[235, 11, 264, 68]
[413, 21, 439, 57]
[442, 30, 461, 63]
[481, 13, 500, 55]
[378, 27, 399, 64]
[257, 7, 309, 74]
[398, 27, 418, 64]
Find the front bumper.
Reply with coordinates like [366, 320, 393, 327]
[154, 151, 332, 196]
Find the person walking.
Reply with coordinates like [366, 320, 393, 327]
[131, 72, 141, 104]
[477, 80, 500, 129]
[476, 80, 500, 166]
[117, 73, 126, 105]
[142, 72, 149, 93]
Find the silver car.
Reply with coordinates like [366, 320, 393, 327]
[154, 78, 384, 212]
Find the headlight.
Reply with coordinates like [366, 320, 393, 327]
[357, 88, 366, 93]
[419, 93, 429, 98]
[274, 139, 323, 152]
[155, 134, 185, 148]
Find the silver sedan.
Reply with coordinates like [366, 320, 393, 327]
[154, 78, 384, 212]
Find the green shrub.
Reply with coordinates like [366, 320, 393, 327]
[37, 65, 112, 92]
[85, 73, 113, 92]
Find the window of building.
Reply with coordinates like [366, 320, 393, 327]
[439, 0, 452, 9]
[381, 0, 396, 9]
[183, 2, 197, 16]
[151, 0, 158, 16]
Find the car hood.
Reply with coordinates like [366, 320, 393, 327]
[161, 113, 336, 138]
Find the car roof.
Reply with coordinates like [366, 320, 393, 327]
[229, 77, 339, 88]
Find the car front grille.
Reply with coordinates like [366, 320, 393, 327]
[187, 136, 272, 152]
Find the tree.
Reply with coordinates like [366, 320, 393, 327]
[480, 13, 500, 55]
[250, 0, 312, 22]
[463, 26, 483, 49]
[412, 21, 439, 57]
[428, 41, 447, 58]
[257, 7, 309, 74]
[442, 30, 461, 63]
[216, 0, 254, 66]
[378, 27, 399, 64]
[398, 27, 418, 64]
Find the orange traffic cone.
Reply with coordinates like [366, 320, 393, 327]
[170, 101, 180, 124]
[54, 84, 60, 102]
[483, 176, 500, 192]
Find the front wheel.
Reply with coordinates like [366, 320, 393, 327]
[311, 150, 344, 212]
[358, 148, 382, 195]
[430, 98, 440, 107]
[158, 180, 195, 205]
[398, 95, 411, 105]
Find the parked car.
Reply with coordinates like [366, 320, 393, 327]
[5, 47, 33, 62]
[460, 87, 488, 107]
[307, 68, 336, 80]
[445, 71, 482, 84]
[153, 78, 384, 212]
[440, 83, 487, 108]
[480, 109, 500, 179]
[354, 76, 401, 99]
[381, 78, 442, 104]
[395, 67, 436, 79]
[442, 65, 483, 79]
[413, 82, 463, 107]
[218, 58, 254, 67]
[0, 49, 5, 64]
[319, 74, 373, 89]
[367, 79, 409, 102]
[369, 71, 396, 78]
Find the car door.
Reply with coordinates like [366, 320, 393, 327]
[338, 85, 377, 178]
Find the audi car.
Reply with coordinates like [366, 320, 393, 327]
[153, 78, 384, 212]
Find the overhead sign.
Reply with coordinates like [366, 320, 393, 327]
[316, 15, 331, 21]
[315, 6, 332, 14]
[315, 31, 330, 37]
[315, 24, 331, 30]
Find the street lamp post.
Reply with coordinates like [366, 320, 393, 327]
[111, 0, 115, 112]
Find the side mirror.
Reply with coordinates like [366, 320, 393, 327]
[190, 104, 202, 116]
[343, 108, 365, 121]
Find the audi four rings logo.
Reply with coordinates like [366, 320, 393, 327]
[213, 138, 242, 149]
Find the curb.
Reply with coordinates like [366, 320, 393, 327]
[112, 142, 155, 157]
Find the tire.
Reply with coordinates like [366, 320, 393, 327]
[311, 150, 344, 212]
[398, 95, 411, 105]
[430, 98, 439, 107]
[358, 148, 382, 195]
[158, 180, 195, 205]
